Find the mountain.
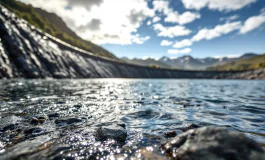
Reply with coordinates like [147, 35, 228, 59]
[0, 0, 116, 59]
[121, 57, 172, 68]
[208, 54, 265, 71]
[159, 53, 258, 70]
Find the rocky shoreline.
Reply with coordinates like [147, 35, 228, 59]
[1, 114, 264, 160]
[0, 5, 264, 79]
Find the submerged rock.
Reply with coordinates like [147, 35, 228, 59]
[55, 117, 82, 125]
[48, 113, 60, 119]
[181, 123, 200, 132]
[95, 124, 127, 142]
[161, 126, 265, 160]
[163, 131, 177, 138]
[30, 115, 46, 125]
[0, 115, 21, 132]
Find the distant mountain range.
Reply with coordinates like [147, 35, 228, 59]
[209, 53, 265, 71]
[122, 53, 259, 70]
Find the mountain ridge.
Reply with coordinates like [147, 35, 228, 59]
[122, 53, 259, 70]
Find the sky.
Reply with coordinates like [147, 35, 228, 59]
[20, 0, 265, 59]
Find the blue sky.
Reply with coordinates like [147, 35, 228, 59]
[21, 0, 265, 59]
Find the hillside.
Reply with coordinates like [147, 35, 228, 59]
[0, 0, 116, 59]
[121, 57, 172, 69]
[159, 53, 258, 70]
[208, 54, 265, 71]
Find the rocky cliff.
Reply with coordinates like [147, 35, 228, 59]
[0, 5, 264, 79]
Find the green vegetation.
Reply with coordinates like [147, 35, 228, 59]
[209, 54, 265, 71]
[0, 0, 116, 59]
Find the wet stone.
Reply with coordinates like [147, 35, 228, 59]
[181, 123, 200, 132]
[55, 117, 82, 125]
[73, 104, 82, 109]
[163, 131, 177, 138]
[30, 117, 39, 125]
[161, 126, 265, 160]
[24, 127, 45, 135]
[30, 116, 46, 125]
[48, 113, 60, 119]
[95, 124, 127, 142]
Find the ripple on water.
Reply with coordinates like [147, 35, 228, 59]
[0, 79, 265, 159]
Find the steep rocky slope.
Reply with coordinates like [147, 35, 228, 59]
[0, 0, 116, 59]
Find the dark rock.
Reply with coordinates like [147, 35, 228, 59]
[73, 104, 82, 109]
[55, 117, 82, 125]
[161, 127, 265, 160]
[30, 116, 46, 125]
[163, 131, 177, 138]
[30, 117, 40, 125]
[48, 113, 60, 119]
[95, 125, 127, 142]
[24, 127, 45, 135]
[181, 123, 200, 132]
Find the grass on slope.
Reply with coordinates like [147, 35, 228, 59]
[209, 54, 265, 71]
[0, 0, 116, 59]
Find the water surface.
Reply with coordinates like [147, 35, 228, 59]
[0, 79, 265, 159]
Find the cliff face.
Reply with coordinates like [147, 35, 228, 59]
[0, 5, 263, 79]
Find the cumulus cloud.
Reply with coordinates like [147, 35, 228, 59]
[161, 40, 173, 46]
[240, 13, 265, 34]
[173, 39, 193, 48]
[21, 0, 154, 45]
[66, 0, 103, 10]
[153, 23, 192, 38]
[192, 21, 242, 42]
[181, 0, 257, 11]
[152, 0, 170, 14]
[153, 16, 161, 23]
[147, 20, 152, 25]
[165, 11, 201, 25]
[220, 15, 239, 22]
[168, 48, 192, 54]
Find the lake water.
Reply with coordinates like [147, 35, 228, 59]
[0, 79, 265, 159]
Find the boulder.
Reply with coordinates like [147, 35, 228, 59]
[161, 127, 265, 160]
[95, 124, 127, 142]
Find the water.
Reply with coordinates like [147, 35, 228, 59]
[0, 79, 265, 159]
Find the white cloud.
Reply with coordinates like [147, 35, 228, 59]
[152, 0, 170, 14]
[168, 48, 192, 54]
[132, 35, 150, 44]
[153, 23, 192, 38]
[240, 13, 265, 34]
[153, 16, 161, 23]
[20, 0, 154, 45]
[192, 21, 242, 42]
[181, 0, 256, 11]
[173, 39, 193, 48]
[147, 20, 152, 25]
[161, 40, 173, 46]
[165, 11, 201, 25]
[220, 15, 239, 22]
